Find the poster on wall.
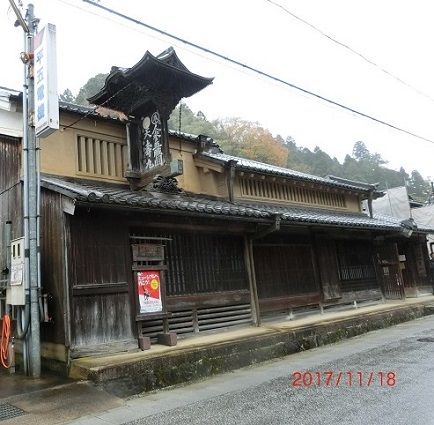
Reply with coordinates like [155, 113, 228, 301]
[137, 270, 162, 314]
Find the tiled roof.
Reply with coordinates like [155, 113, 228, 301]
[200, 152, 380, 194]
[87, 47, 213, 115]
[40, 175, 402, 231]
[59, 101, 97, 117]
[41, 176, 269, 219]
[0, 86, 20, 98]
[167, 130, 204, 143]
[243, 202, 402, 230]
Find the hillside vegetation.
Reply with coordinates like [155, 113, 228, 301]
[167, 103, 431, 202]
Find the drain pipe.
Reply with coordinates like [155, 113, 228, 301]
[36, 136, 43, 319]
[245, 214, 282, 326]
[5, 221, 12, 277]
[367, 188, 374, 218]
[16, 21, 31, 376]
[251, 214, 281, 240]
[4, 222, 12, 316]
[226, 160, 237, 202]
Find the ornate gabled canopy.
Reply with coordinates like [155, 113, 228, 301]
[87, 47, 213, 119]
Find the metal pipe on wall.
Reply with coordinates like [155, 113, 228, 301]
[5, 222, 12, 273]
[19, 9, 31, 376]
[36, 133, 43, 319]
[4, 221, 12, 316]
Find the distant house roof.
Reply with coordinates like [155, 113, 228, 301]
[0, 86, 21, 112]
[199, 151, 383, 196]
[40, 175, 402, 232]
[59, 101, 122, 121]
[0, 86, 20, 100]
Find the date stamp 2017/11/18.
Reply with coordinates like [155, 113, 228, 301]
[291, 371, 397, 387]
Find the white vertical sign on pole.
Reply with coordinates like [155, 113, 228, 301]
[33, 23, 59, 138]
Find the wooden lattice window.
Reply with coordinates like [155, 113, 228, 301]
[336, 240, 376, 282]
[76, 135, 128, 179]
[253, 244, 318, 298]
[70, 217, 128, 287]
[413, 243, 427, 277]
[239, 177, 346, 208]
[131, 231, 248, 296]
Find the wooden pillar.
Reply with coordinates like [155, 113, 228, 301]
[313, 233, 341, 301]
[227, 160, 237, 202]
[244, 236, 261, 326]
[125, 121, 142, 179]
[309, 230, 322, 294]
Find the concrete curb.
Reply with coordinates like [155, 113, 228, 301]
[73, 302, 434, 397]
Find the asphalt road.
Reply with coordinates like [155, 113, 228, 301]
[115, 315, 434, 425]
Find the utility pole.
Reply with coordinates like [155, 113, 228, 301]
[26, 2, 41, 379]
[9, 0, 41, 378]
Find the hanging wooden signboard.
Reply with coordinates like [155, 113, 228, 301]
[141, 111, 165, 172]
[131, 243, 164, 262]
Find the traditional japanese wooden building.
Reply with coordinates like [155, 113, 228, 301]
[0, 48, 432, 373]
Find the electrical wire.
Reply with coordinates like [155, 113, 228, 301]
[265, 0, 434, 104]
[54, 0, 276, 98]
[81, 0, 434, 145]
[0, 181, 20, 197]
[51, 0, 396, 129]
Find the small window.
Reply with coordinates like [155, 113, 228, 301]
[336, 240, 376, 282]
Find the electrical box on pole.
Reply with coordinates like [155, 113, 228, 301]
[6, 238, 25, 306]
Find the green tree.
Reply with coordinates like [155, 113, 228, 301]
[168, 103, 221, 138]
[408, 170, 431, 201]
[59, 88, 75, 103]
[75, 73, 108, 105]
[352, 140, 370, 161]
[310, 146, 341, 177]
[216, 118, 289, 167]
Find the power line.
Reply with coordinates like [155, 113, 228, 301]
[55, 0, 340, 119]
[53, 0, 258, 83]
[56, 0, 348, 127]
[265, 0, 434, 104]
[82, 0, 434, 145]
[54, 0, 300, 114]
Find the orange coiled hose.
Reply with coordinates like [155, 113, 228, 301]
[0, 314, 11, 368]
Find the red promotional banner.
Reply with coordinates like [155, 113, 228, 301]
[137, 270, 162, 314]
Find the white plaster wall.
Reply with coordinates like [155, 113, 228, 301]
[0, 105, 23, 138]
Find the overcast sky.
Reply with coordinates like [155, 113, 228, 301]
[2, 0, 434, 180]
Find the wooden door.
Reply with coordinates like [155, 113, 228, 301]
[315, 236, 341, 300]
[375, 242, 405, 300]
[253, 243, 320, 312]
